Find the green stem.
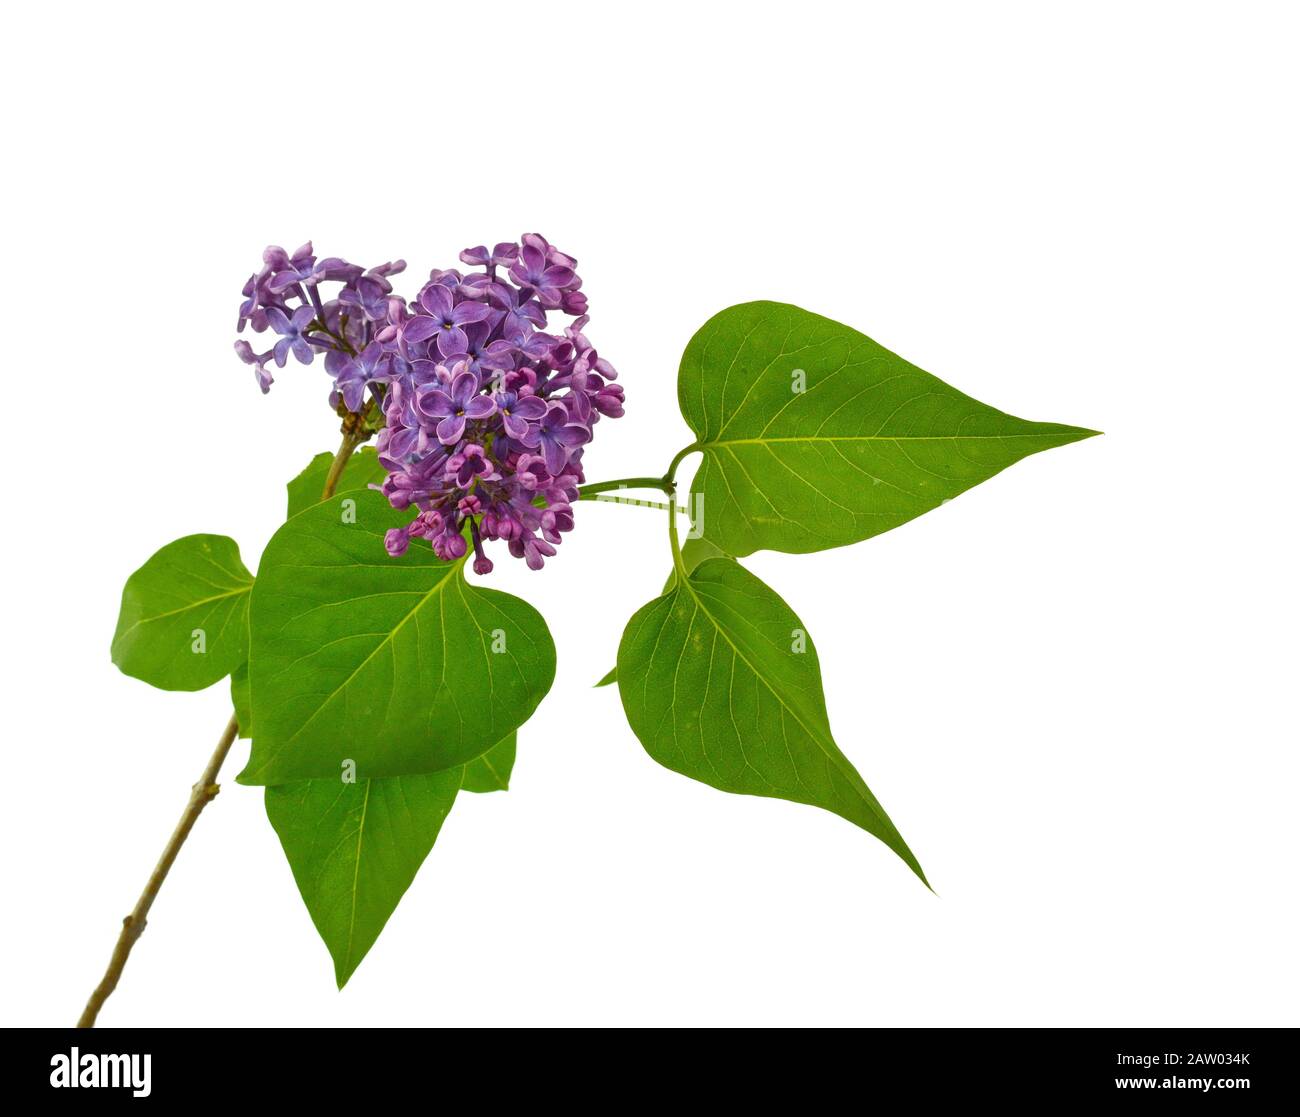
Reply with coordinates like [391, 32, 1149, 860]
[78, 429, 364, 1028]
[665, 443, 700, 485]
[321, 428, 366, 501]
[577, 444, 701, 507]
[577, 476, 673, 498]
[578, 445, 701, 570]
[667, 481, 686, 579]
[663, 444, 702, 576]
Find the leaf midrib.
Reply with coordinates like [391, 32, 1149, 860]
[672, 566, 876, 815]
[344, 779, 373, 975]
[699, 432, 1084, 449]
[114, 583, 251, 640]
[259, 557, 465, 758]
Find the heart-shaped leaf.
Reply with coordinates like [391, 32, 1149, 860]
[111, 534, 253, 691]
[677, 301, 1097, 557]
[617, 556, 925, 883]
[239, 490, 555, 785]
[265, 769, 461, 987]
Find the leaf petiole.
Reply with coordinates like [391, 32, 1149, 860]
[577, 476, 673, 498]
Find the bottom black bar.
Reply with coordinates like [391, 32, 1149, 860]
[6, 1027, 1293, 1102]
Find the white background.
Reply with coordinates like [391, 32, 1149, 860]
[3, 1, 1296, 1028]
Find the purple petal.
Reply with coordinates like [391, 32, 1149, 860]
[388, 426, 420, 460]
[436, 326, 467, 357]
[402, 316, 440, 344]
[540, 265, 575, 288]
[449, 370, 478, 408]
[513, 395, 548, 420]
[340, 377, 365, 411]
[552, 422, 589, 447]
[437, 414, 466, 445]
[567, 391, 592, 423]
[415, 388, 454, 421]
[451, 300, 492, 326]
[541, 437, 569, 476]
[519, 243, 546, 275]
[409, 359, 443, 386]
[419, 284, 453, 317]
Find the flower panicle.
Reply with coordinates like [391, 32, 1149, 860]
[235, 235, 625, 571]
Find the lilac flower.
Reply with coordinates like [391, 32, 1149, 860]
[522, 233, 575, 269]
[592, 380, 625, 418]
[332, 342, 390, 412]
[416, 367, 497, 445]
[512, 454, 550, 492]
[527, 402, 589, 475]
[375, 382, 426, 463]
[509, 242, 578, 308]
[430, 523, 468, 562]
[454, 320, 515, 377]
[509, 531, 557, 571]
[266, 243, 317, 293]
[541, 502, 575, 545]
[312, 257, 364, 285]
[266, 305, 318, 367]
[459, 242, 519, 271]
[446, 443, 498, 488]
[468, 518, 494, 575]
[339, 275, 393, 322]
[407, 284, 492, 358]
[238, 269, 275, 332]
[384, 527, 410, 557]
[234, 340, 274, 393]
[493, 390, 547, 440]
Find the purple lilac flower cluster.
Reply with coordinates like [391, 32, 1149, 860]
[235, 236, 624, 572]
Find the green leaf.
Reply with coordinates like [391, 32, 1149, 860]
[110, 534, 253, 691]
[285, 446, 388, 519]
[231, 662, 252, 738]
[265, 769, 461, 987]
[460, 733, 517, 793]
[617, 556, 926, 884]
[595, 537, 730, 687]
[239, 490, 555, 785]
[677, 301, 1098, 557]
[225, 449, 389, 736]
